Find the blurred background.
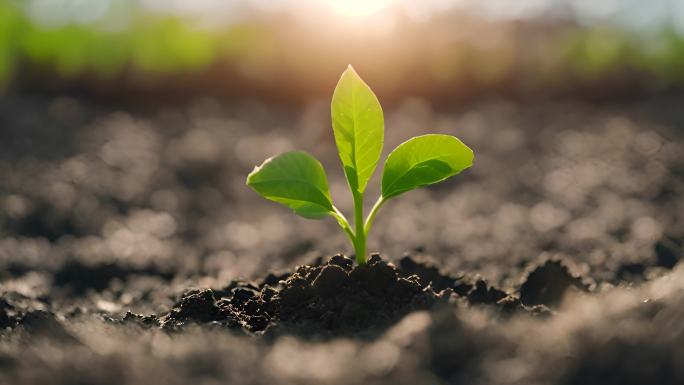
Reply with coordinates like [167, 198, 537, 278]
[0, 0, 683, 287]
[2, 0, 684, 103]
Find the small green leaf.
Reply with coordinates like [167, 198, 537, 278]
[331, 65, 384, 193]
[246, 151, 334, 219]
[381, 134, 474, 199]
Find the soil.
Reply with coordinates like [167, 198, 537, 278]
[0, 93, 683, 385]
[147, 254, 554, 337]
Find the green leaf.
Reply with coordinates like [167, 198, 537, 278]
[381, 134, 474, 199]
[246, 151, 334, 219]
[331, 65, 384, 193]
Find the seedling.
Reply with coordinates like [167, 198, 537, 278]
[247, 66, 474, 265]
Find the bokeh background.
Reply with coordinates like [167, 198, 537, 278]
[2, 0, 684, 102]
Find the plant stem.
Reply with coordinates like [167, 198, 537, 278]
[352, 189, 366, 265]
[331, 206, 356, 248]
[364, 196, 385, 237]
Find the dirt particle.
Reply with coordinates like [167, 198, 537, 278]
[0, 299, 15, 329]
[616, 262, 646, 281]
[329, 254, 354, 271]
[520, 260, 587, 307]
[312, 265, 349, 295]
[398, 256, 460, 292]
[350, 258, 398, 296]
[260, 272, 290, 287]
[654, 237, 682, 269]
[467, 280, 508, 304]
[122, 312, 158, 327]
[161, 289, 229, 328]
[20, 310, 76, 342]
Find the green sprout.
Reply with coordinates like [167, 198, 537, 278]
[247, 66, 474, 265]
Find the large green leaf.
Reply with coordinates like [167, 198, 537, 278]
[331, 65, 384, 193]
[246, 151, 334, 219]
[381, 134, 473, 199]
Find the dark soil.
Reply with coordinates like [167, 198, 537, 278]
[138, 254, 556, 337]
[519, 260, 587, 307]
[54, 260, 175, 294]
[0, 94, 683, 385]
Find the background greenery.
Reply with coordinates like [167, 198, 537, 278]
[2, 0, 684, 102]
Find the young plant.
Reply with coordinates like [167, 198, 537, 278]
[247, 66, 474, 265]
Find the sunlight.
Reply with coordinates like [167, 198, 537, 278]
[322, 0, 397, 18]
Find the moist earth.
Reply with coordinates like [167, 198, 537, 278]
[155, 255, 555, 336]
[0, 94, 683, 385]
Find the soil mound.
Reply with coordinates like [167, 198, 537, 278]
[159, 255, 454, 337]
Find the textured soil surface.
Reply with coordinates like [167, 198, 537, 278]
[0, 94, 683, 384]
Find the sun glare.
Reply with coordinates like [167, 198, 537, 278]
[322, 0, 397, 18]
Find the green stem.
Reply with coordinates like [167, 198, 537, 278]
[331, 206, 356, 249]
[364, 196, 385, 237]
[352, 189, 366, 265]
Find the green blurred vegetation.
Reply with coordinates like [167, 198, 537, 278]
[560, 28, 684, 84]
[2, 0, 684, 99]
[0, 0, 264, 85]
